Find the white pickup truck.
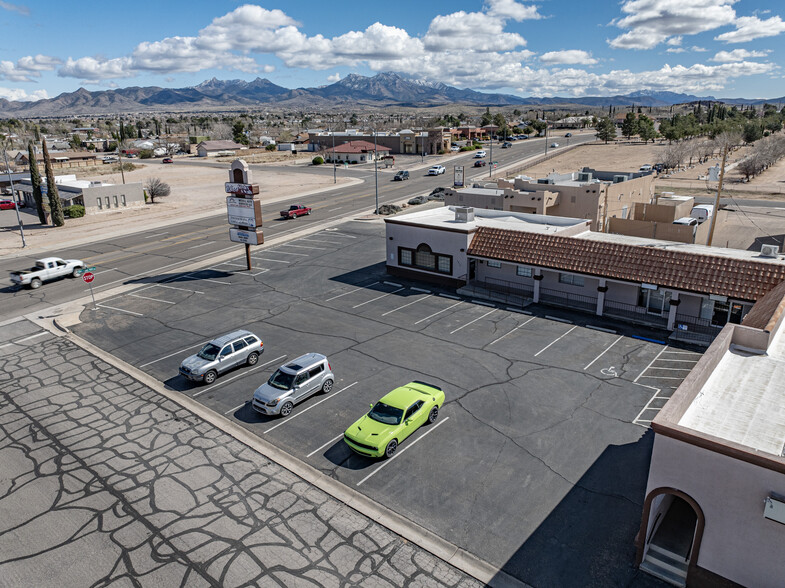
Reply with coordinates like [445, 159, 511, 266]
[10, 257, 86, 289]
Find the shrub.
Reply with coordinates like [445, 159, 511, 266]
[64, 205, 85, 218]
[265, 144, 276, 151]
[139, 149, 153, 159]
[459, 146, 474, 152]
[312, 156, 324, 165]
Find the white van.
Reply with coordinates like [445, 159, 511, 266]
[690, 205, 714, 223]
[673, 217, 698, 226]
[639, 164, 653, 172]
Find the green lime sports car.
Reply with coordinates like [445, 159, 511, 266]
[344, 381, 444, 458]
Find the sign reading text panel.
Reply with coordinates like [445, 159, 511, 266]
[229, 228, 264, 245]
[227, 197, 263, 228]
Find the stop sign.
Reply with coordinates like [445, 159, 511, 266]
[82, 271, 95, 283]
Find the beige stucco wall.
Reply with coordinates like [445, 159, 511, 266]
[385, 222, 472, 280]
[646, 434, 785, 587]
[607, 218, 698, 243]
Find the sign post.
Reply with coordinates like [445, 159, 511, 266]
[225, 160, 263, 270]
[82, 270, 97, 309]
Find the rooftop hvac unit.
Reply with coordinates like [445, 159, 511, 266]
[577, 172, 593, 182]
[613, 175, 628, 183]
[455, 207, 475, 223]
[537, 178, 554, 185]
[761, 244, 780, 258]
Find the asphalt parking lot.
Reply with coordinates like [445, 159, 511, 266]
[73, 220, 698, 587]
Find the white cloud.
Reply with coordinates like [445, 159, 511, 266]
[666, 36, 682, 46]
[0, 54, 61, 82]
[540, 50, 597, 65]
[666, 47, 686, 53]
[327, 73, 341, 83]
[0, 87, 48, 101]
[711, 48, 770, 62]
[424, 11, 525, 52]
[691, 46, 707, 52]
[609, 0, 738, 49]
[715, 15, 785, 43]
[485, 0, 543, 21]
[58, 56, 135, 80]
[0, 1, 28, 16]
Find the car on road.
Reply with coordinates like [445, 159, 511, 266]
[179, 330, 263, 385]
[0, 199, 17, 210]
[550, 142, 560, 148]
[474, 150, 487, 158]
[473, 160, 487, 167]
[450, 145, 460, 152]
[427, 165, 446, 176]
[102, 156, 118, 163]
[565, 133, 573, 138]
[344, 381, 444, 458]
[280, 204, 311, 219]
[393, 170, 410, 181]
[162, 157, 173, 164]
[501, 142, 512, 148]
[10, 257, 85, 289]
[519, 135, 529, 140]
[252, 353, 334, 417]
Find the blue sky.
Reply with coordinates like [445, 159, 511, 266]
[0, 0, 783, 102]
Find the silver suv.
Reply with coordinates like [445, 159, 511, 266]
[179, 330, 263, 384]
[252, 353, 334, 417]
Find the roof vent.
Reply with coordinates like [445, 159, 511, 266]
[577, 172, 592, 182]
[455, 207, 475, 223]
[760, 244, 780, 258]
[537, 178, 554, 185]
[613, 175, 628, 183]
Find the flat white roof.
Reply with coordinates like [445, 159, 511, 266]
[386, 206, 588, 234]
[679, 325, 785, 456]
[575, 230, 785, 265]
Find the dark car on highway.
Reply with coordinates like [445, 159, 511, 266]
[474, 160, 487, 167]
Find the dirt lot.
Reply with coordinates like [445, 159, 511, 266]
[0, 158, 352, 257]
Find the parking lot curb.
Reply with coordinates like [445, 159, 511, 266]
[35, 317, 529, 588]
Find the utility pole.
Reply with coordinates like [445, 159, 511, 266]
[374, 130, 379, 214]
[706, 144, 728, 247]
[331, 129, 336, 184]
[2, 148, 26, 248]
[488, 131, 493, 179]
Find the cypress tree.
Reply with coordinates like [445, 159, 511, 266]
[41, 138, 65, 227]
[27, 143, 46, 224]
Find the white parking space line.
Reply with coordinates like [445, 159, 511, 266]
[251, 258, 292, 264]
[632, 383, 664, 427]
[323, 230, 356, 238]
[139, 343, 203, 367]
[489, 316, 536, 346]
[264, 382, 358, 434]
[325, 281, 380, 302]
[584, 335, 624, 370]
[534, 325, 578, 357]
[307, 433, 345, 458]
[279, 244, 325, 250]
[261, 251, 308, 257]
[187, 241, 215, 249]
[225, 402, 248, 415]
[13, 332, 49, 344]
[634, 345, 669, 383]
[643, 367, 694, 371]
[353, 288, 405, 309]
[193, 354, 287, 398]
[381, 295, 433, 316]
[637, 376, 685, 380]
[356, 417, 450, 486]
[450, 308, 498, 335]
[216, 261, 250, 268]
[298, 238, 344, 245]
[144, 283, 204, 294]
[661, 350, 702, 355]
[97, 304, 143, 316]
[414, 301, 463, 325]
[129, 294, 176, 304]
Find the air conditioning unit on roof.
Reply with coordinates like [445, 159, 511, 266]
[613, 175, 628, 183]
[760, 244, 780, 258]
[577, 172, 592, 182]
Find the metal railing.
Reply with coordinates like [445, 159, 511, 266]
[463, 278, 533, 306]
[603, 300, 669, 328]
[674, 313, 723, 338]
[539, 287, 597, 312]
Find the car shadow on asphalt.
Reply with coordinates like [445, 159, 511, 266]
[322, 443, 376, 470]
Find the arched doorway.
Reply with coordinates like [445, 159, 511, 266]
[637, 488, 704, 587]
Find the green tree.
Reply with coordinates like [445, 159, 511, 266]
[637, 115, 657, 143]
[621, 113, 638, 140]
[480, 107, 493, 127]
[595, 117, 616, 143]
[232, 121, 249, 145]
[742, 121, 763, 144]
[27, 143, 46, 224]
[41, 138, 65, 227]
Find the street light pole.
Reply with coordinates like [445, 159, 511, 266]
[2, 147, 26, 248]
[331, 129, 336, 184]
[374, 130, 379, 214]
[489, 131, 493, 179]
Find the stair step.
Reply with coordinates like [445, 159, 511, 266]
[646, 545, 689, 572]
[640, 559, 687, 588]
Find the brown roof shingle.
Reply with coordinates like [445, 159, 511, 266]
[466, 227, 785, 301]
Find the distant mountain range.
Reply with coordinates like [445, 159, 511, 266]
[0, 72, 781, 117]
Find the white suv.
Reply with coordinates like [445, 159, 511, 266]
[252, 353, 334, 417]
[475, 150, 487, 158]
[428, 165, 446, 175]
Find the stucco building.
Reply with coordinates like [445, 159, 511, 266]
[323, 140, 391, 164]
[14, 174, 145, 215]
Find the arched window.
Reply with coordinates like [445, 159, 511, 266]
[415, 244, 436, 270]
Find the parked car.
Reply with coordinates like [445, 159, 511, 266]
[690, 204, 714, 224]
[475, 150, 487, 158]
[520, 135, 529, 140]
[450, 145, 460, 152]
[0, 199, 17, 210]
[393, 170, 410, 181]
[102, 156, 118, 163]
[501, 142, 512, 149]
[251, 353, 334, 417]
[474, 160, 487, 167]
[428, 165, 446, 176]
[162, 157, 173, 164]
[10, 257, 85, 289]
[673, 217, 698, 226]
[280, 204, 311, 219]
[179, 330, 263, 385]
[639, 164, 653, 172]
[344, 381, 445, 458]
[550, 143, 560, 148]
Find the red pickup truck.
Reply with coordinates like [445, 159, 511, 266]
[280, 205, 311, 219]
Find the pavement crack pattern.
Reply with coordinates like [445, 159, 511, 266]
[0, 331, 483, 587]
